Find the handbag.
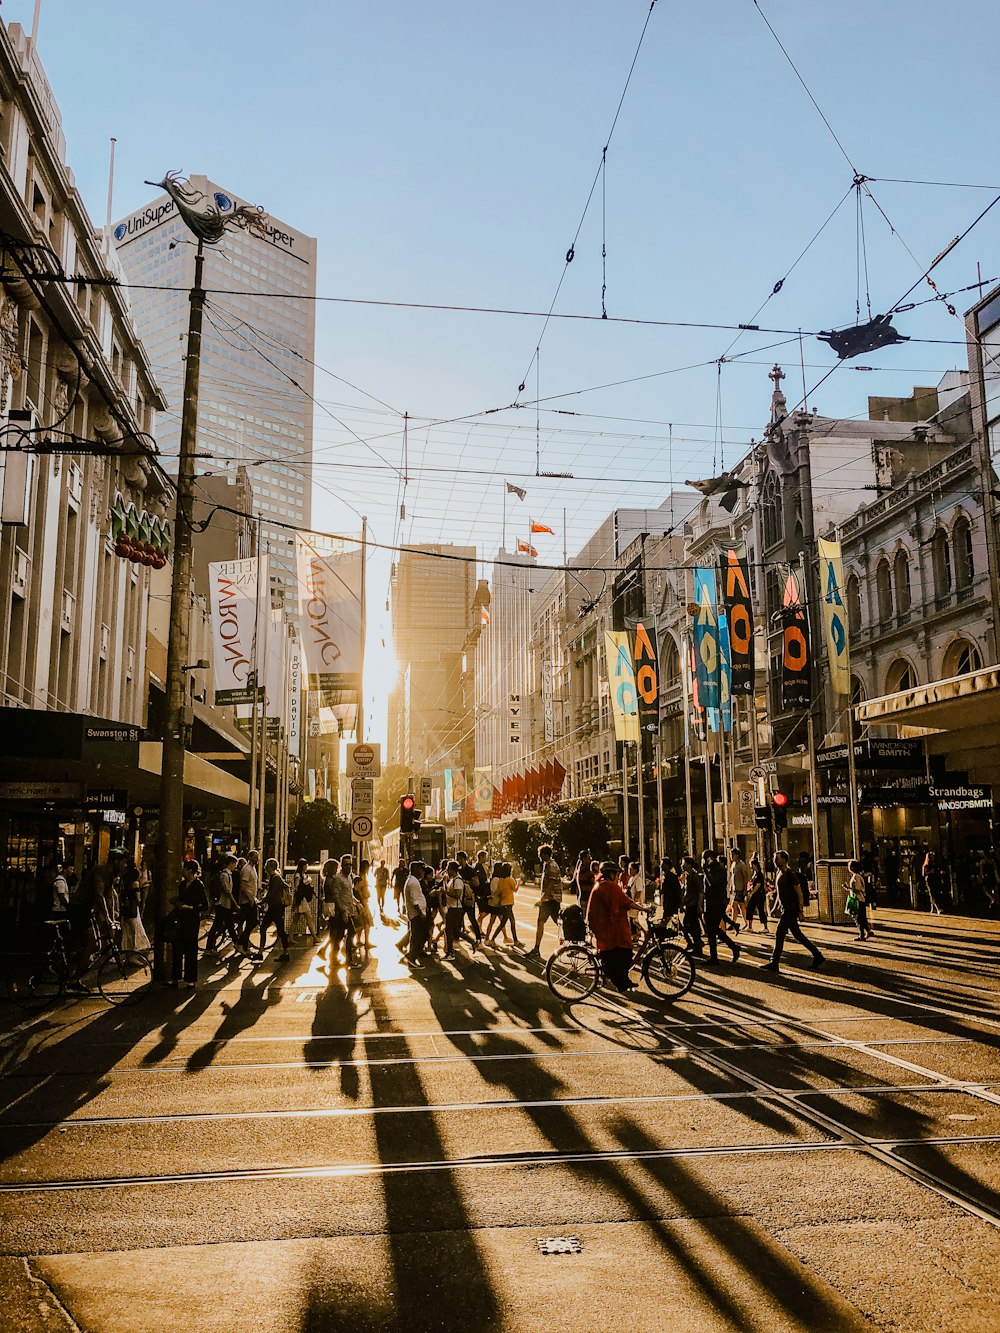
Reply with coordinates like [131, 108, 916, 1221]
[845, 892, 859, 916]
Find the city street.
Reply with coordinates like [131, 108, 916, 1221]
[1, 907, 999, 1332]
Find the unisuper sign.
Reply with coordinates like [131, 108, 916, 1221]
[114, 191, 299, 252]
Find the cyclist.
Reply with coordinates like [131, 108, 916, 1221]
[585, 860, 643, 992]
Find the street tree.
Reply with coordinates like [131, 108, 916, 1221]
[287, 800, 352, 863]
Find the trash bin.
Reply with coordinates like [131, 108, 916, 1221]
[814, 859, 853, 925]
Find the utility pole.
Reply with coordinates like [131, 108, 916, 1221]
[156, 239, 206, 931]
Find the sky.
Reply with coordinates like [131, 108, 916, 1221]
[12, 0, 1000, 742]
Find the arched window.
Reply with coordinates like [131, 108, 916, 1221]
[942, 638, 982, 678]
[850, 674, 866, 706]
[886, 658, 917, 694]
[660, 635, 681, 687]
[953, 517, 975, 591]
[761, 470, 783, 549]
[932, 528, 952, 601]
[893, 550, 912, 616]
[846, 572, 862, 636]
[876, 559, 893, 623]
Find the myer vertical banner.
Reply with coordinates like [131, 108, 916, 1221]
[208, 557, 261, 705]
[818, 537, 851, 696]
[294, 533, 362, 702]
[604, 630, 640, 741]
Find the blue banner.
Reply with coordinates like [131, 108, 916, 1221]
[692, 568, 720, 710]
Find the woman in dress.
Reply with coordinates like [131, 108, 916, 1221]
[351, 872, 374, 961]
[119, 863, 151, 953]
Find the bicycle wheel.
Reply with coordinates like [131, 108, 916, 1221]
[546, 945, 599, 1001]
[642, 943, 696, 1001]
[98, 950, 153, 1004]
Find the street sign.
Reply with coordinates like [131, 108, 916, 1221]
[418, 776, 433, 806]
[351, 814, 373, 839]
[735, 783, 756, 830]
[351, 778, 374, 818]
[347, 742, 381, 777]
[749, 765, 766, 781]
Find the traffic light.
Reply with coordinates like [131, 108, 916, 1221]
[754, 805, 771, 830]
[771, 790, 788, 831]
[411, 807, 422, 837]
[400, 794, 415, 833]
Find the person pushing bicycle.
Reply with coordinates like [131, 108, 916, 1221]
[585, 860, 644, 993]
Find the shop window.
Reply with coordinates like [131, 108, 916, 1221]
[876, 559, 893, 623]
[846, 572, 862, 635]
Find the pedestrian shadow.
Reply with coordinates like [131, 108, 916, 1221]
[184, 971, 282, 1072]
[302, 973, 362, 1102]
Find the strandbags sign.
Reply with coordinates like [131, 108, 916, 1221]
[294, 533, 362, 701]
[604, 630, 640, 742]
[208, 557, 263, 705]
[719, 547, 754, 693]
[818, 537, 851, 697]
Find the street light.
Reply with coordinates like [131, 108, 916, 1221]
[154, 173, 268, 952]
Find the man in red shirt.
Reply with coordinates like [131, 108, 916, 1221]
[585, 860, 641, 992]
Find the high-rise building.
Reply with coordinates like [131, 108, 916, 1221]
[388, 545, 477, 775]
[113, 177, 316, 598]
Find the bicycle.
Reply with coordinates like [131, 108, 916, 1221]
[25, 916, 151, 1006]
[546, 910, 696, 1003]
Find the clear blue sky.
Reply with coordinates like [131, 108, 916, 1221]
[11, 1, 1000, 736]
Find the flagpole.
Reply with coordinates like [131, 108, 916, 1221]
[563, 507, 567, 566]
[502, 482, 507, 553]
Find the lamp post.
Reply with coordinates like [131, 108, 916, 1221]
[151, 174, 267, 950]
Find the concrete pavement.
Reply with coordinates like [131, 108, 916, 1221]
[1, 906, 999, 1330]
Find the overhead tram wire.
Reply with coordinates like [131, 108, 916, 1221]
[513, 0, 661, 403]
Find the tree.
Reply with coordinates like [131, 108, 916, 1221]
[496, 818, 543, 874]
[287, 800, 352, 863]
[540, 801, 610, 867]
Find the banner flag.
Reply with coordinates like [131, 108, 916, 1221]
[604, 630, 640, 741]
[719, 547, 754, 693]
[719, 609, 733, 733]
[208, 557, 262, 705]
[692, 568, 721, 709]
[444, 768, 467, 817]
[632, 620, 660, 734]
[541, 659, 554, 744]
[288, 638, 302, 759]
[818, 537, 851, 696]
[781, 570, 812, 710]
[472, 766, 493, 815]
[264, 609, 288, 724]
[294, 533, 363, 701]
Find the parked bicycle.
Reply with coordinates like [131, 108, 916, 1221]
[546, 910, 696, 1003]
[24, 915, 152, 1006]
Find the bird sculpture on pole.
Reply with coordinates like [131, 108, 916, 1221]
[145, 172, 268, 244]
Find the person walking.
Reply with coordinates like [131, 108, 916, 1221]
[848, 859, 874, 940]
[488, 862, 521, 945]
[442, 860, 466, 961]
[658, 857, 682, 919]
[374, 860, 390, 919]
[703, 849, 741, 966]
[922, 850, 947, 914]
[745, 854, 769, 932]
[206, 852, 243, 956]
[455, 850, 482, 948]
[404, 861, 429, 968]
[258, 859, 291, 960]
[528, 843, 563, 959]
[586, 861, 641, 992]
[573, 853, 596, 912]
[323, 857, 357, 968]
[171, 859, 208, 989]
[290, 859, 318, 942]
[236, 851, 263, 957]
[679, 855, 705, 955]
[118, 863, 152, 954]
[729, 849, 751, 929]
[761, 850, 823, 973]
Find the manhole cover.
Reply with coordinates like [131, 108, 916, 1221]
[536, 1236, 582, 1255]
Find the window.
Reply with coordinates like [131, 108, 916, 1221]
[660, 635, 681, 687]
[942, 639, 982, 678]
[893, 550, 912, 616]
[761, 470, 783, 549]
[876, 559, 893, 623]
[953, 517, 975, 590]
[845, 573, 862, 635]
[932, 529, 952, 601]
[886, 658, 917, 694]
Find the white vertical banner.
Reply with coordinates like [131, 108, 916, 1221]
[541, 660, 554, 744]
[288, 638, 301, 759]
[265, 610, 288, 725]
[295, 532, 363, 701]
[207, 557, 260, 705]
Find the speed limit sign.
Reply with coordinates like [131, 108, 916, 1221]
[351, 814, 373, 839]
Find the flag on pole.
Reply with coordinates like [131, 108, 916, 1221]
[480, 606, 490, 625]
[530, 519, 554, 535]
[517, 540, 538, 557]
[818, 537, 851, 696]
[506, 481, 526, 501]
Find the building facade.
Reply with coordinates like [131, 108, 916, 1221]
[114, 176, 317, 599]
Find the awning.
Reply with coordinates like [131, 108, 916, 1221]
[138, 742, 250, 807]
[855, 667, 1000, 789]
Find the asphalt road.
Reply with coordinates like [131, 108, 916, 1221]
[1, 904, 999, 1332]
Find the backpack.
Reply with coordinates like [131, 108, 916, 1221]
[560, 903, 587, 943]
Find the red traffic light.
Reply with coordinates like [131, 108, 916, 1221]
[401, 795, 415, 811]
[772, 792, 788, 807]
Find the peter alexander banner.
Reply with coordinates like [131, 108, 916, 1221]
[692, 568, 720, 710]
[604, 630, 640, 742]
[208, 556, 264, 705]
[719, 547, 754, 694]
[294, 533, 363, 701]
[818, 537, 851, 696]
